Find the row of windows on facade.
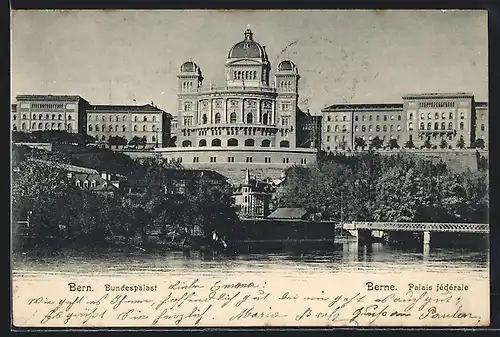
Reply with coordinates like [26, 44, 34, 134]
[415, 112, 465, 120]
[87, 124, 159, 132]
[190, 156, 298, 164]
[20, 103, 74, 110]
[17, 114, 74, 120]
[326, 134, 401, 143]
[327, 124, 404, 133]
[183, 127, 286, 137]
[94, 134, 157, 142]
[184, 101, 290, 111]
[88, 115, 158, 122]
[17, 123, 73, 131]
[182, 81, 194, 90]
[233, 70, 258, 80]
[185, 112, 288, 125]
[419, 101, 456, 108]
[327, 114, 402, 122]
[181, 139, 290, 148]
[410, 121, 478, 131]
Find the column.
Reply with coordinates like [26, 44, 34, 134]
[223, 99, 227, 123]
[423, 231, 431, 245]
[257, 100, 261, 124]
[241, 99, 245, 123]
[272, 101, 276, 125]
[209, 100, 213, 124]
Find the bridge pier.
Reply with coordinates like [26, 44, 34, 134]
[423, 231, 431, 245]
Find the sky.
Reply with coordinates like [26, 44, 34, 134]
[11, 10, 488, 115]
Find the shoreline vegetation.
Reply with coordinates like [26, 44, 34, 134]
[11, 141, 489, 254]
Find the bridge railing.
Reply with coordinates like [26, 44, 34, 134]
[346, 221, 489, 233]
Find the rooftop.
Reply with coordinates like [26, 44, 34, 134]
[402, 92, 474, 99]
[322, 103, 403, 112]
[16, 94, 89, 102]
[88, 104, 170, 115]
[267, 207, 309, 220]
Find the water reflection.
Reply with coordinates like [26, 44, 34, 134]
[12, 243, 488, 279]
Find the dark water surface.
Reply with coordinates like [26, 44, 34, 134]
[12, 243, 489, 279]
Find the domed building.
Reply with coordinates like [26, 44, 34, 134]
[156, 27, 318, 173]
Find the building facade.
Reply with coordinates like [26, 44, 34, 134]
[233, 169, 274, 218]
[157, 27, 317, 166]
[322, 93, 487, 150]
[86, 104, 172, 148]
[12, 95, 90, 135]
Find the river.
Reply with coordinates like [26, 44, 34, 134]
[11, 243, 488, 280]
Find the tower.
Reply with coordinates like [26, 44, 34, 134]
[275, 59, 300, 148]
[177, 60, 203, 147]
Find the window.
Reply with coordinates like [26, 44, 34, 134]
[246, 157, 253, 163]
[142, 125, 147, 132]
[362, 115, 366, 121]
[449, 112, 453, 119]
[282, 158, 289, 164]
[342, 115, 347, 122]
[280, 140, 290, 148]
[134, 116, 138, 122]
[244, 139, 255, 147]
[22, 114, 26, 120]
[67, 123, 72, 131]
[58, 114, 62, 120]
[32, 122, 36, 129]
[434, 122, 439, 130]
[261, 139, 271, 147]
[38, 122, 42, 129]
[199, 139, 207, 147]
[51, 114, 55, 120]
[355, 116, 358, 121]
[409, 113, 413, 120]
[133, 125, 137, 132]
[460, 122, 464, 130]
[428, 113, 432, 119]
[110, 125, 114, 132]
[361, 126, 366, 132]
[441, 122, 446, 130]
[227, 157, 234, 163]
[182, 140, 192, 147]
[420, 122, 424, 130]
[460, 112, 465, 119]
[327, 115, 331, 122]
[384, 125, 388, 132]
[397, 125, 401, 131]
[230, 112, 237, 123]
[246, 113, 253, 124]
[448, 122, 453, 129]
[184, 102, 193, 111]
[369, 125, 373, 132]
[354, 126, 359, 132]
[427, 122, 431, 130]
[369, 115, 372, 121]
[143, 116, 147, 122]
[442, 112, 446, 119]
[335, 125, 339, 132]
[327, 125, 331, 132]
[481, 124, 485, 131]
[376, 125, 381, 132]
[45, 114, 49, 119]
[264, 157, 271, 163]
[214, 113, 221, 124]
[212, 139, 221, 146]
[384, 115, 387, 121]
[122, 125, 126, 132]
[262, 113, 268, 125]
[152, 135, 156, 142]
[210, 156, 217, 163]
[326, 136, 330, 142]
[227, 138, 238, 146]
[435, 113, 439, 119]
[202, 114, 207, 124]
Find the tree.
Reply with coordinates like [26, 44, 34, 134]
[423, 138, 432, 149]
[388, 139, 399, 149]
[439, 139, 448, 149]
[354, 137, 366, 150]
[457, 137, 465, 149]
[474, 138, 485, 149]
[137, 136, 147, 149]
[369, 136, 383, 150]
[404, 139, 415, 149]
[129, 136, 142, 149]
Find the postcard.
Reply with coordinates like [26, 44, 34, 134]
[11, 9, 489, 328]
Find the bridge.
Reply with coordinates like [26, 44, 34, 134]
[341, 221, 489, 234]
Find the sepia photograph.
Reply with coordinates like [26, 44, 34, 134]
[10, 9, 489, 327]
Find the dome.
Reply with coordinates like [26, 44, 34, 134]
[277, 59, 297, 72]
[180, 60, 199, 73]
[227, 28, 268, 60]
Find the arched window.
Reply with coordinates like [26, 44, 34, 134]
[409, 113, 413, 120]
[342, 115, 346, 121]
[110, 125, 114, 132]
[354, 126, 359, 132]
[202, 114, 207, 124]
[227, 138, 238, 146]
[253, 71, 257, 79]
[38, 114, 42, 119]
[230, 112, 237, 123]
[434, 122, 439, 130]
[116, 116, 119, 122]
[101, 135, 106, 141]
[442, 112, 446, 119]
[420, 122, 424, 129]
[122, 125, 126, 132]
[102, 124, 106, 131]
[334, 125, 339, 132]
[246, 113, 253, 124]
[96, 125, 100, 131]
[261, 139, 271, 147]
[152, 135, 156, 142]
[362, 125, 366, 132]
[212, 138, 221, 147]
[382, 125, 387, 132]
[67, 123, 72, 131]
[214, 113, 221, 124]
[408, 122, 413, 130]
[45, 114, 49, 119]
[460, 112, 465, 119]
[262, 113, 268, 125]
[355, 116, 358, 121]
[68, 115, 72, 120]
[134, 116, 138, 122]
[89, 125, 93, 131]
[182, 140, 192, 147]
[45, 123, 49, 129]
[389, 125, 394, 131]
[441, 122, 446, 130]
[335, 116, 339, 122]
[435, 113, 439, 119]
[142, 125, 147, 132]
[244, 139, 255, 147]
[327, 125, 331, 132]
[143, 116, 147, 122]
[428, 113, 431, 119]
[58, 123, 62, 130]
[58, 114, 62, 120]
[427, 122, 431, 130]
[38, 122, 42, 129]
[448, 122, 453, 129]
[449, 112, 453, 119]
[369, 115, 372, 121]
[199, 139, 207, 147]
[280, 140, 290, 148]
[32, 122, 36, 129]
[398, 115, 402, 121]
[133, 125, 137, 132]
[376, 125, 381, 132]
[233, 71, 237, 80]
[459, 122, 464, 130]
[327, 116, 331, 122]
[109, 116, 112, 122]
[52, 114, 55, 120]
